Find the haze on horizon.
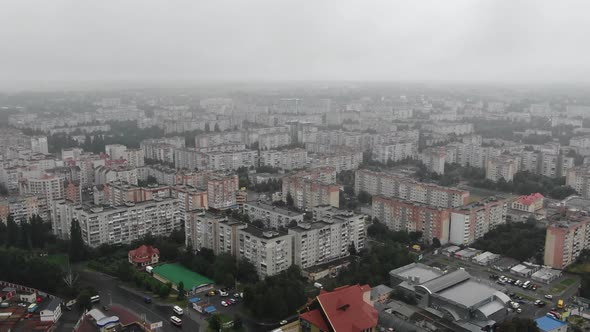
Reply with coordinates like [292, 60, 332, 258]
[2, 0, 590, 89]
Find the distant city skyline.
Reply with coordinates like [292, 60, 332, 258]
[2, 0, 590, 88]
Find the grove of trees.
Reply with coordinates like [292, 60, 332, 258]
[472, 220, 546, 262]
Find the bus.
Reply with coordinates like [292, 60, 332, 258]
[90, 295, 101, 303]
[557, 299, 564, 309]
[170, 316, 182, 326]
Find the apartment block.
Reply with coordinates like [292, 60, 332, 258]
[19, 174, 65, 203]
[372, 141, 416, 163]
[137, 165, 177, 186]
[0, 194, 47, 224]
[52, 198, 181, 246]
[282, 176, 339, 209]
[105, 144, 127, 160]
[372, 196, 451, 245]
[30, 136, 48, 155]
[94, 165, 138, 186]
[288, 216, 365, 269]
[259, 148, 308, 170]
[420, 147, 446, 175]
[566, 166, 590, 199]
[355, 169, 469, 208]
[307, 149, 363, 173]
[174, 148, 208, 171]
[449, 197, 508, 245]
[206, 150, 258, 171]
[207, 173, 239, 210]
[124, 148, 145, 168]
[485, 155, 519, 182]
[102, 181, 171, 206]
[242, 201, 304, 229]
[237, 227, 293, 278]
[544, 212, 590, 269]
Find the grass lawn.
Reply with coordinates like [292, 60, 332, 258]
[560, 278, 576, 286]
[206, 313, 243, 332]
[515, 292, 536, 302]
[567, 263, 590, 274]
[46, 254, 68, 266]
[467, 194, 483, 204]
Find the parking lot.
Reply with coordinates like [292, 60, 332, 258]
[422, 252, 581, 320]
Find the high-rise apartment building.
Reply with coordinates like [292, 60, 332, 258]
[485, 155, 519, 182]
[420, 147, 446, 175]
[207, 173, 239, 210]
[259, 148, 308, 170]
[449, 197, 507, 245]
[355, 169, 469, 208]
[372, 196, 451, 245]
[544, 212, 590, 269]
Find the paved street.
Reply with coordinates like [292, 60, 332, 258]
[78, 270, 201, 332]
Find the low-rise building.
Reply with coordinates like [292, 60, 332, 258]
[128, 245, 160, 268]
[511, 193, 544, 212]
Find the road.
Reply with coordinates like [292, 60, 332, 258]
[78, 270, 201, 332]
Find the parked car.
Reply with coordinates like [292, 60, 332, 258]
[516, 308, 522, 314]
[229, 298, 237, 304]
[280, 320, 288, 325]
[219, 291, 229, 297]
[545, 294, 553, 300]
[144, 297, 152, 304]
[207, 290, 216, 297]
[221, 301, 229, 307]
[23, 313, 33, 319]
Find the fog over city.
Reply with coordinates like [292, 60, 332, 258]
[3, 1, 590, 332]
[2, 0, 590, 88]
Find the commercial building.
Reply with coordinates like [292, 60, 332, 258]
[299, 284, 377, 332]
[390, 264, 509, 331]
[544, 211, 590, 269]
[372, 196, 451, 245]
[242, 201, 304, 229]
[259, 148, 307, 170]
[449, 197, 508, 245]
[355, 169, 469, 208]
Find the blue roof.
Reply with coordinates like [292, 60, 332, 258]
[535, 316, 566, 331]
[189, 297, 201, 303]
[204, 306, 216, 313]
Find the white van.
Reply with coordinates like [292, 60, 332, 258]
[90, 295, 100, 303]
[173, 306, 184, 315]
[522, 281, 531, 289]
[170, 316, 182, 326]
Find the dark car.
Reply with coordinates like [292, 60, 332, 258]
[144, 297, 152, 304]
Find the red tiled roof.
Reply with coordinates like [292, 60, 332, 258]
[317, 284, 378, 332]
[516, 193, 544, 206]
[128, 245, 159, 263]
[300, 309, 330, 331]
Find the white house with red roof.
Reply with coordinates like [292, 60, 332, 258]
[511, 193, 544, 213]
[128, 245, 160, 268]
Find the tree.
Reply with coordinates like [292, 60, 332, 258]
[159, 283, 171, 298]
[214, 123, 220, 132]
[357, 191, 372, 204]
[432, 237, 442, 248]
[204, 123, 211, 132]
[286, 192, 294, 207]
[208, 314, 222, 330]
[77, 291, 92, 311]
[0, 221, 6, 247]
[177, 281, 186, 300]
[496, 318, 540, 332]
[69, 219, 86, 262]
[17, 221, 32, 250]
[6, 215, 18, 247]
[252, 219, 265, 229]
[409, 231, 423, 243]
[233, 315, 243, 329]
[237, 259, 259, 284]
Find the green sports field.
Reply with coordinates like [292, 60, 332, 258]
[152, 263, 213, 290]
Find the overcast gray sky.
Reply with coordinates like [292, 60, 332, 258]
[1, 0, 589, 85]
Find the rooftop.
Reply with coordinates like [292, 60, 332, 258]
[316, 284, 378, 332]
[244, 201, 303, 217]
[535, 316, 567, 332]
[389, 263, 443, 285]
[437, 280, 501, 308]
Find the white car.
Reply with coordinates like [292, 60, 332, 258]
[280, 320, 288, 325]
[173, 306, 184, 315]
[221, 301, 229, 307]
[544, 294, 553, 300]
[219, 291, 229, 297]
[516, 308, 522, 314]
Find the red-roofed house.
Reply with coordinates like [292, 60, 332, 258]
[299, 284, 377, 332]
[128, 245, 160, 268]
[511, 193, 544, 213]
